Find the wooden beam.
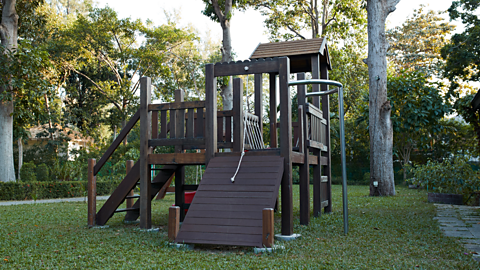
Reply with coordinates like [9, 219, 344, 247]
[311, 54, 320, 107]
[205, 64, 217, 166]
[213, 58, 280, 77]
[320, 61, 332, 213]
[87, 158, 96, 227]
[168, 206, 180, 241]
[269, 73, 278, 148]
[125, 160, 135, 209]
[279, 57, 293, 236]
[148, 101, 205, 111]
[262, 208, 274, 248]
[254, 73, 263, 135]
[140, 77, 152, 229]
[148, 153, 205, 165]
[149, 138, 205, 147]
[297, 73, 310, 226]
[233, 78, 244, 152]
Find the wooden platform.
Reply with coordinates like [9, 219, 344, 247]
[174, 156, 284, 247]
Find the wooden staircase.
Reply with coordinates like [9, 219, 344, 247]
[95, 161, 178, 226]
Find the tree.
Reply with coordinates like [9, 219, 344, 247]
[365, 0, 400, 196]
[387, 5, 455, 77]
[441, 0, 480, 97]
[0, 0, 19, 182]
[388, 71, 450, 183]
[202, 0, 236, 110]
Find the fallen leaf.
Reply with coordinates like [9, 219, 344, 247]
[374, 227, 379, 230]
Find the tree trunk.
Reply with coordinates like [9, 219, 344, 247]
[0, 0, 18, 182]
[366, 0, 400, 196]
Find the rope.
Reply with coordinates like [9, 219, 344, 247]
[230, 113, 265, 183]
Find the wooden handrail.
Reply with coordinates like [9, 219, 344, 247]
[94, 109, 140, 175]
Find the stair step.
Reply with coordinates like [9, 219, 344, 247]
[115, 207, 139, 213]
[125, 195, 140, 199]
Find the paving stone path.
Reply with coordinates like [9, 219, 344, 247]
[435, 204, 480, 261]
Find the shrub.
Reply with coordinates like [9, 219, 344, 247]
[36, 164, 50, 182]
[412, 156, 480, 196]
[20, 162, 37, 182]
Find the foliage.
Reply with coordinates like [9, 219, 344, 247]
[387, 5, 455, 77]
[242, 0, 367, 42]
[19, 162, 36, 182]
[412, 156, 480, 196]
[441, 0, 480, 97]
[454, 93, 480, 156]
[0, 180, 118, 201]
[35, 164, 50, 182]
[0, 186, 479, 268]
[431, 118, 479, 160]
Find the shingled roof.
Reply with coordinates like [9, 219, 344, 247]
[249, 38, 331, 72]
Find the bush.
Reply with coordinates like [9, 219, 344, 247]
[36, 164, 50, 182]
[412, 156, 480, 196]
[0, 180, 121, 201]
[20, 162, 37, 182]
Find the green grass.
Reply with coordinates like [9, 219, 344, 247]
[1, 185, 479, 269]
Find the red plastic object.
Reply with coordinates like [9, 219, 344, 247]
[173, 191, 196, 214]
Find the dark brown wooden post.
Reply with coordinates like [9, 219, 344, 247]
[140, 77, 152, 229]
[311, 54, 320, 107]
[205, 64, 217, 166]
[168, 206, 180, 241]
[269, 73, 278, 148]
[88, 158, 96, 227]
[233, 78, 244, 152]
[320, 61, 332, 213]
[174, 89, 186, 221]
[313, 148, 322, 217]
[297, 73, 310, 225]
[254, 73, 263, 135]
[126, 160, 134, 209]
[279, 57, 293, 236]
[262, 208, 274, 248]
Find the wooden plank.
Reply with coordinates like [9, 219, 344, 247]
[196, 185, 276, 192]
[254, 73, 263, 136]
[225, 115, 232, 143]
[180, 224, 262, 235]
[308, 154, 319, 165]
[186, 109, 194, 138]
[313, 149, 321, 217]
[160, 110, 167, 138]
[185, 210, 263, 220]
[320, 156, 328, 165]
[170, 108, 176, 139]
[189, 203, 272, 212]
[181, 217, 263, 227]
[307, 140, 328, 151]
[217, 115, 224, 142]
[148, 153, 205, 165]
[148, 100, 205, 111]
[306, 103, 323, 119]
[193, 190, 276, 199]
[215, 149, 281, 158]
[233, 78, 244, 152]
[297, 72, 310, 226]
[205, 64, 217, 166]
[279, 57, 293, 236]
[311, 54, 320, 107]
[217, 110, 233, 117]
[94, 109, 140, 175]
[174, 238, 262, 247]
[152, 111, 158, 139]
[168, 206, 180, 241]
[204, 166, 283, 174]
[176, 231, 261, 243]
[88, 159, 96, 227]
[149, 138, 205, 147]
[213, 58, 280, 77]
[195, 108, 204, 138]
[269, 73, 278, 148]
[125, 160, 135, 208]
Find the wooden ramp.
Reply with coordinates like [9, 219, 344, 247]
[175, 156, 284, 247]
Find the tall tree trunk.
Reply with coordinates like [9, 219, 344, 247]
[366, 0, 400, 196]
[0, 0, 18, 182]
[212, 0, 233, 110]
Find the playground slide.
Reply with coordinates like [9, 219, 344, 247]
[175, 156, 284, 247]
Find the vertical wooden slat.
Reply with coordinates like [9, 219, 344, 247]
[140, 77, 152, 229]
[313, 148, 322, 217]
[262, 208, 274, 248]
[297, 73, 309, 225]
[279, 57, 293, 236]
[152, 111, 158, 139]
[321, 61, 332, 213]
[186, 109, 194, 138]
[233, 78, 244, 152]
[126, 160, 135, 209]
[217, 115, 224, 142]
[168, 206, 180, 241]
[88, 158, 96, 227]
[254, 73, 263, 136]
[174, 89, 186, 220]
[269, 73, 278, 148]
[170, 109, 177, 139]
[225, 114, 232, 143]
[311, 54, 320, 107]
[196, 108, 204, 138]
[205, 64, 217, 166]
[175, 89, 185, 139]
[160, 110, 167, 138]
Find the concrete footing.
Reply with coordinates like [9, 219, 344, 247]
[275, 233, 301, 241]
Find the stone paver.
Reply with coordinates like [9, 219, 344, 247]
[435, 204, 480, 261]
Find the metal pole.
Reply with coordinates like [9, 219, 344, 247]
[288, 79, 348, 235]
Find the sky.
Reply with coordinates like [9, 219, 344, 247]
[96, 0, 461, 60]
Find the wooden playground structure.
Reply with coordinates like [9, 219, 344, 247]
[87, 38, 340, 248]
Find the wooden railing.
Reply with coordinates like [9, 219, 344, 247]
[305, 103, 328, 152]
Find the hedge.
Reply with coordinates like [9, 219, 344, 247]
[0, 181, 120, 201]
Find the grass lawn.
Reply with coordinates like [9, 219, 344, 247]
[1, 185, 479, 269]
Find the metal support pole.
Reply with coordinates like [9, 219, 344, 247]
[288, 79, 348, 235]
